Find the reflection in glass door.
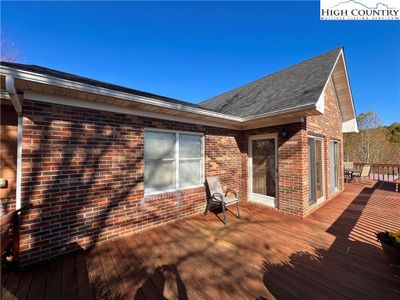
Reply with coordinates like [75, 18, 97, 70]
[249, 135, 277, 207]
[330, 141, 340, 194]
[308, 137, 324, 205]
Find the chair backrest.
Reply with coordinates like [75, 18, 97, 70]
[344, 161, 353, 170]
[206, 176, 224, 196]
[361, 165, 371, 177]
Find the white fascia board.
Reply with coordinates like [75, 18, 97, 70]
[1, 66, 243, 122]
[313, 49, 358, 133]
[24, 91, 240, 130]
[314, 50, 342, 115]
[340, 49, 357, 119]
[315, 92, 325, 114]
[342, 118, 359, 133]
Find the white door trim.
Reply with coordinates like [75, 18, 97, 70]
[329, 140, 340, 194]
[248, 133, 278, 207]
[308, 135, 326, 207]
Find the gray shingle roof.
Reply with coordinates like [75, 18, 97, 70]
[2, 47, 343, 119]
[199, 47, 342, 118]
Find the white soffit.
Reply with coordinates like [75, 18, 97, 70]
[342, 118, 359, 133]
[315, 49, 358, 133]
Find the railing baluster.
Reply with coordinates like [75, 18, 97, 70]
[387, 166, 389, 181]
[351, 163, 400, 185]
[384, 166, 386, 182]
[392, 166, 394, 183]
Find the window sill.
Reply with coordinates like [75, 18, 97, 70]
[144, 184, 205, 197]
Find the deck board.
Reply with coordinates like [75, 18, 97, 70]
[27, 263, 47, 300]
[2, 184, 400, 299]
[115, 238, 162, 300]
[43, 257, 62, 300]
[13, 269, 33, 300]
[61, 253, 78, 300]
[75, 250, 94, 300]
[96, 243, 127, 299]
[86, 246, 111, 299]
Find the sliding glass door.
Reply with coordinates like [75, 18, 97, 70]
[330, 141, 340, 194]
[308, 137, 324, 205]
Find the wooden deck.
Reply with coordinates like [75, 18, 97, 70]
[2, 183, 400, 299]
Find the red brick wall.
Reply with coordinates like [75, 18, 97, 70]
[306, 78, 344, 214]
[20, 100, 243, 265]
[205, 132, 244, 196]
[19, 78, 344, 264]
[242, 122, 308, 216]
[0, 103, 18, 215]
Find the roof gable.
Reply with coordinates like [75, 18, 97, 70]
[199, 48, 342, 118]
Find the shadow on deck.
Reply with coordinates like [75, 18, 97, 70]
[2, 183, 400, 299]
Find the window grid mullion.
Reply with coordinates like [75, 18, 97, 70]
[179, 158, 202, 161]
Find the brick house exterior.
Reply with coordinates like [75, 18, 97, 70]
[0, 47, 358, 264]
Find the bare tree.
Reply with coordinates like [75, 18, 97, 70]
[344, 112, 399, 163]
[357, 112, 384, 163]
[1, 39, 19, 62]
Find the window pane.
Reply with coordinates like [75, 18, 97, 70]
[145, 131, 175, 160]
[145, 160, 175, 191]
[180, 134, 202, 158]
[179, 160, 202, 187]
[252, 139, 276, 197]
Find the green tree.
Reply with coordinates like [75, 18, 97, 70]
[387, 122, 400, 144]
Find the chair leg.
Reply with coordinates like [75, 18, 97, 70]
[221, 203, 227, 225]
[204, 202, 210, 216]
[236, 201, 240, 218]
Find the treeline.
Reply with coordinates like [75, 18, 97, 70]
[344, 112, 400, 164]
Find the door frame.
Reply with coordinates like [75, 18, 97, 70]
[308, 135, 326, 206]
[248, 133, 278, 208]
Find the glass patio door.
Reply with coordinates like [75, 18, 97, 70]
[330, 141, 340, 194]
[249, 134, 277, 207]
[308, 137, 324, 205]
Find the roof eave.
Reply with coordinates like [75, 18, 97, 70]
[0, 65, 243, 123]
[242, 103, 319, 122]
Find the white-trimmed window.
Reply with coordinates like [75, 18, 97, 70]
[144, 129, 204, 194]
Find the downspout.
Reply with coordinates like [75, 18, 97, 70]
[5, 76, 23, 210]
[5, 76, 22, 113]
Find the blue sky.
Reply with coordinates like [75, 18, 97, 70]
[2, 1, 399, 125]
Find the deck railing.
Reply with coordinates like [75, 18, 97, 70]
[1, 205, 31, 265]
[353, 162, 400, 183]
